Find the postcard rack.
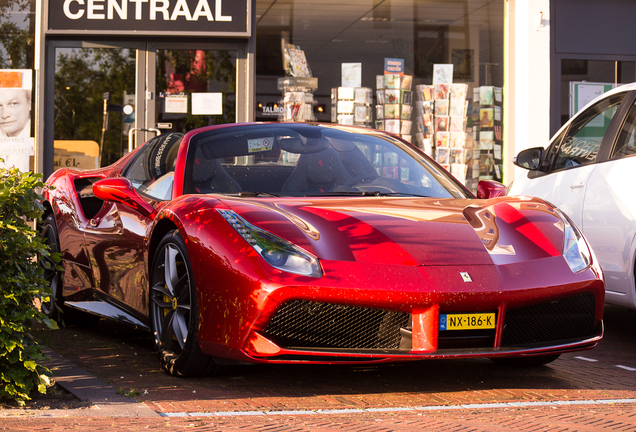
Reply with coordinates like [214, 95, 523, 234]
[277, 77, 318, 122]
[331, 87, 373, 127]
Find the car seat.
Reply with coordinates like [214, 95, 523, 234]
[281, 148, 352, 193]
[192, 155, 242, 194]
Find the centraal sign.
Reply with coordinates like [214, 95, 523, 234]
[47, 0, 249, 36]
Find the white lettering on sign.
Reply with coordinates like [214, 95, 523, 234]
[150, 0, 169, 20]
[215, 0, 229, 21]
[63, 0, 232, 22]
[192, 0, 213, 20]
[64, 0, 85, 19]
[108, 0, 127, 19]
[87, 0, 105, 19]
[171, 0, 191, 20]
[261, 106, 284, 116]
[130, 0, 148, 20]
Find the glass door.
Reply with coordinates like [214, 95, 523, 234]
[52, 42, 143, 169]
[149, 47, 238, 134]
[50, 41, 242, 171]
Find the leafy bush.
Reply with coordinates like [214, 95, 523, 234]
[0, 166, 58, 405]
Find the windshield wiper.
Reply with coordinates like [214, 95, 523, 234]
[307, 191, 431, 198]
[238, 191, 279, 197]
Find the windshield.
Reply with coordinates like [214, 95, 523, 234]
[183, 123, 469, 199]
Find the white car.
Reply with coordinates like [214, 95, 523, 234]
[510, 83, 636, 310]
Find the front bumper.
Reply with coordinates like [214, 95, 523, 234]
[195, 256, 605, 364]
[241, 293, 603, 364]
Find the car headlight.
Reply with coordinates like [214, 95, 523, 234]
[218, 209, 322, 278]
[554, 207, 592, 273]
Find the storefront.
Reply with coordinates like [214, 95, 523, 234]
[34, 0, 254, 176]
[1, 0, 507, 190]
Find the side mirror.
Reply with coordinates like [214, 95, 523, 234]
[477, 180, 507, 199]
[513, 147, 544, 170]
[92, 178, 155, 218]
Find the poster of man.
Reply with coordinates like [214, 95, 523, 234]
[0, 69, 34, 172]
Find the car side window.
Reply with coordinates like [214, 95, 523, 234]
[551, 93, 625, 171]
[541, 129, 567, 172]
[611, 100, 636, 159]
[124, 133, 183, 200]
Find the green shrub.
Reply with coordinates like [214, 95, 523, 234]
[0, 166, 58, 405]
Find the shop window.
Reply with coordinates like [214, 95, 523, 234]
[255, 0, 505, 190]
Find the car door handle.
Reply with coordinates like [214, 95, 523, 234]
[570, 184, 584, 190]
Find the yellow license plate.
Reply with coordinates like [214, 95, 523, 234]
[439, 313, 496, 330]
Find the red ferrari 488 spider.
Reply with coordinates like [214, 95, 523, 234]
[40, 122, 604, 376]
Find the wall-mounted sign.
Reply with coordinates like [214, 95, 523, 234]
[47, 0, 250, 36]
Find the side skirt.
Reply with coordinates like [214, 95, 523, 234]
[64, 300, 149, 330]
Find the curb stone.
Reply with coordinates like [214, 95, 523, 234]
[0, 347, 160, 418]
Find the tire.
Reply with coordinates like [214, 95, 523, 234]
[146, 133, 183, 179]
[39, 214, 101, 327]
[39, 214, 63, 320]
[149, 230, 223, 377]
[490, 354, 561, 367]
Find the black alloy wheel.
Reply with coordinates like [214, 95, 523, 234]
[39, 213, 62, 320]
[149, 230, 223, 377]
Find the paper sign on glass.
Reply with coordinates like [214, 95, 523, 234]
[192, 93, 223, 115]
[165, 95, 188, 113]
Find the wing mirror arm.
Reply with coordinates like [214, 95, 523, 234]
[92, 178, 156, 218]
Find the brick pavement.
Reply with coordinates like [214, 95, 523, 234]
[1, 305, 635, 430]
[2, 404, 636, 431]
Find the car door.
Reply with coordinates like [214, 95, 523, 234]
[83, 133, 181, 315]
[583, 96, 636, 303]
[510, 92, 628, 229]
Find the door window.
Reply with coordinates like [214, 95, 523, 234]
[611, 100, 636, 159]
[54, 47, 136, 168]
[155, 49, 237, 133]
[551, 93, 625, 172]
[124, 133, 183, 200]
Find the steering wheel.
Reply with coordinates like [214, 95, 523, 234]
[345, 175, 406, 194]
[345, 175, 379, 188]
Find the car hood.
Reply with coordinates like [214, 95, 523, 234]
[220, 196, 566, 266]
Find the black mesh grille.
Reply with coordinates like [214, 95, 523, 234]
[263, 300, 410, 350]
[502, 293, 597, 346]
[438, 328, 496, 349]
